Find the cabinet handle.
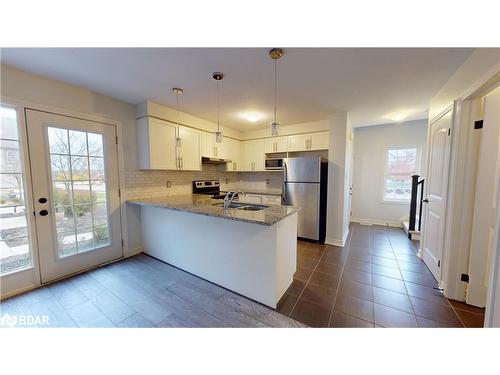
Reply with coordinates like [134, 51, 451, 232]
[234, 162, 236, 171]
[181, 157, 183, 169]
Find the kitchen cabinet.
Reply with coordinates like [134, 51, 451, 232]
[242, 139, 266, 171]
[264, 136, 288, 153]
[224, 137, 241, 172]
[177, 127, 201, 170]
[287, 131, 329, 152]
[137, 117, 200, 170]
[201, 131, 215, 157]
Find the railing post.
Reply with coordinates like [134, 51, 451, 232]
[408, 174, 419, 236]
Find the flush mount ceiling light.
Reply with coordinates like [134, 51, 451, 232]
[269, 48, 284, 137]
[242, 112, 263, 123]
[172, 87, 183, 146]
[213, 72, 224, 143]
[387, 111, 409, 122]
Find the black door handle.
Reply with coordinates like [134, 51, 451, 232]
[422, 199, 429, 203]
[39, 209, 49, 216]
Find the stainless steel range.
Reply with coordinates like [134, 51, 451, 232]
[192, 180, 228, 199]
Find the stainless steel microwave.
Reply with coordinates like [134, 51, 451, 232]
[265, 158, 284, 170]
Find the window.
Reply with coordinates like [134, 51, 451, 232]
[383, 146, 419, 203]
[47, 127, 110, 257]
[0, 106, 32, 275]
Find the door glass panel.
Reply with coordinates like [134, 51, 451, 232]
[47, 126, 110, 257]
[0, 106, 32, 275]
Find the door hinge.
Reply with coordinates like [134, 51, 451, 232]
[118, 188, 121, 197]
[474, 120, 483, 129]
[447, 128, 451, 136]
[121, 239, 124, 248]
[438, 260, 441, 267]
[116, 136, 119, 144]
[461, 273, 470, 283]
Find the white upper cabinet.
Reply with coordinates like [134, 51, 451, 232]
[201, 131, 215, 158]
[177, 127, 201, 171]
[137, 117, 201, 170]
[137, 117, 178, 170]
[224, 137, 241, 172]
[264, 136, 288, 153]
[288, 131, 329, 152]
[309, 131, 329, 151]
[242, 139, 266, 171]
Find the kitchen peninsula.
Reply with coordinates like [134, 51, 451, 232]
[128, 194, 298, 308]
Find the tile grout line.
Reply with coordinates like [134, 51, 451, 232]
[327, 223, 356, 327]
[288, 242, 328, 320]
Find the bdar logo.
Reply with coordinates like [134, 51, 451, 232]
[0, 313, 18, 327]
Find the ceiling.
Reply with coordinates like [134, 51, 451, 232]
[1, 48, 473, 130]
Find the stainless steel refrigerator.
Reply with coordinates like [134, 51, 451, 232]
[282, 156, 328, 243]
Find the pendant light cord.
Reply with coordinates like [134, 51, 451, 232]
[274, 57, 278, 123]
[176, 93, 180, 137]
[216, 80, 220, 132]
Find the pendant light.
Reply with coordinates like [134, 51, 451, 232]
[269, 48, 283, 137]
[213, 72, 224, 143]
[172, 87, 183, 146]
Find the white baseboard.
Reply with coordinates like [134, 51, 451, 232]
[325, 236, 345, 247]
[124, 246, 143, 258]
[350, 217, 402, 228]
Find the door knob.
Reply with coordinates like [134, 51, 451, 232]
[39, 209, 49, 216]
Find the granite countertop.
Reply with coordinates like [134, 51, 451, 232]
[127, 194, 298, 226]
[225, 189, 282, 197]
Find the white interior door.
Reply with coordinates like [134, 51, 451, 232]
[421, 110, 453, 281]
[26, 109, 123, 283]
[467, 86, 500, 307]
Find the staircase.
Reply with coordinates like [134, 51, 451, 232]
[405, 174, 424, 241]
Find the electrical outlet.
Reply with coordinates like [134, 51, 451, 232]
[166, 181, 172, 188]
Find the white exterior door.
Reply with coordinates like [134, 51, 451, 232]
[467, 86, 500, 307]
[421, 109, 453, 281]
[26, 110, 123, 283]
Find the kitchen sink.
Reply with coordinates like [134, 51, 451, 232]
[237, 205, 269, 211]
[212, 202, 269, 211]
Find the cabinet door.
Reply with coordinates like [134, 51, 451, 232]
[225, 138, 241, 172]
[241, 141, 254, 171]
[309, 131, 329, 150]
[147, 118, 178, 169]
[275, 136, 288, 152]
[178, 127, 201, 170]
[287, 134, 310, 152]
[253, 140, 266, 171]
[215, 138, 230, 159]
[201, 131, 215, 157]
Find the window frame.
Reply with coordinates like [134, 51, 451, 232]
[381, 144, 421, 204]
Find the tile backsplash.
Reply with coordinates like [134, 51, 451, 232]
[124, 164, 282, 199]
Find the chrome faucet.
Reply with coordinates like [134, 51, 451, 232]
[223, 191, 243, 209]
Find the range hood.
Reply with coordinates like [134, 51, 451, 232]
[202, 156, 232, 164]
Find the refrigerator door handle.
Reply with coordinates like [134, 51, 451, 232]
[282, 161, 287, 204]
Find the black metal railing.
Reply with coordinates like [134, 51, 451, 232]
[409, 174, 425, 236]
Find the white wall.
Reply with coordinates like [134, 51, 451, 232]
[351, 119, 428, 226]
[0, 64, 143, 253]
[326, 113, 351, 245]
[429, 48, 500, 120]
